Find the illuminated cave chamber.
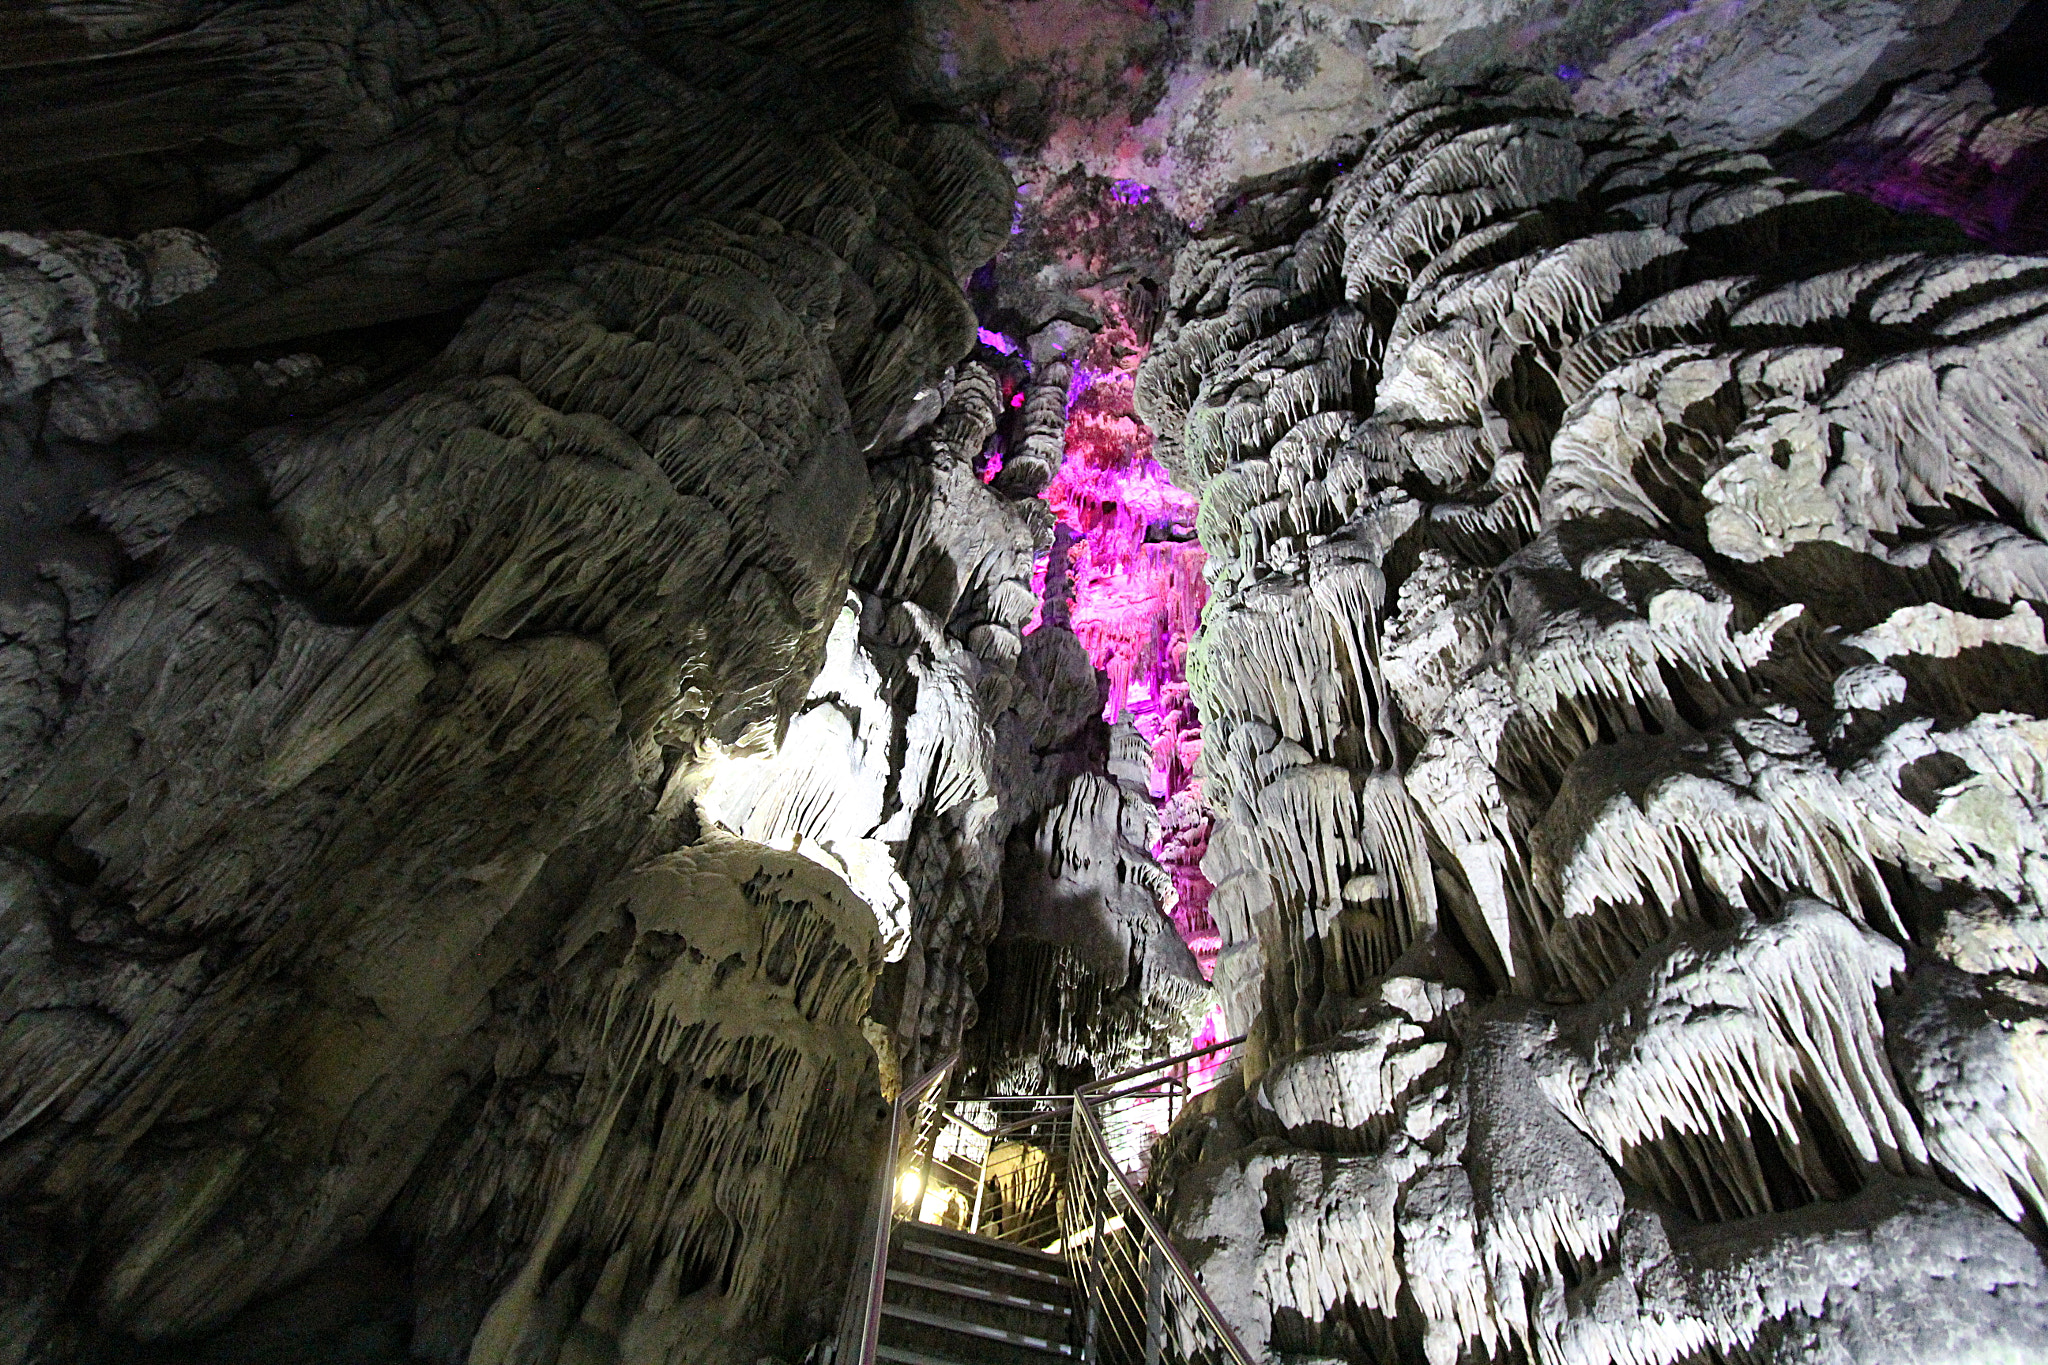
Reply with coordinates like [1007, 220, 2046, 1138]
[3, 3, 2048, 1364]
[1040, 322, 1218, 989]
[961, 237, 1224, 1098]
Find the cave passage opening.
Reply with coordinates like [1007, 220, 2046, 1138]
[996, 296, 1226, 1054]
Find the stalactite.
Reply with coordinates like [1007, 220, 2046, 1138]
[1146, 70, 2048, 1365]
[0, 10, 1019, 1360]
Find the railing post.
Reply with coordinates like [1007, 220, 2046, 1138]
[969, 1145, 989, 1235]
[841, 1050, 957, 1365]
[914, 1104, 937, 1223]
[1145, 1241, 1165, 1365]
[1083, 1144, 1105, 1364]
[1061, 1035, 1256, 1365]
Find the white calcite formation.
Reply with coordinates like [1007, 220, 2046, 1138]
[739, 353, 1210, 1090]
[908, 0, 2024, 225]
[0, 9, 1027, 1365]
[1146, 74, 2048, 1364]
[8, 5, 2048, 1364]
[976, 719, 1214, 1092]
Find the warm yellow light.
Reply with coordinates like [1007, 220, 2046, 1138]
[896, 1168, 923, 1207]
[920, 1183, 964, 1226]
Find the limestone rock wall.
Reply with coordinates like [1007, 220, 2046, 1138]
[909, 0, 2032, 224]
[0, 7, 1020, 1364]
[973, 719, 1214, 1094]
[1779, 58, 2048, 257]
[13, 4, 2048, 1362]
[5, 0, 1012, 384]
[1140, 73, 2048, 1363]
[837, 353, 1212, 1095]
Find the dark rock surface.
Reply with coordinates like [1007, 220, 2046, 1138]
[0, 8, 1013, 1364]
[3, 4, 2047, 1364]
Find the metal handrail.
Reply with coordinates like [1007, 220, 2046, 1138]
[838, 1038, 1250, 1364]
[1080, 1045, 1230, 1097]
[946, 1061, 1230, 1248]
[955, 1080, 1185, 1245]
[943, 1094, 1073, 1145]
[962, 1099, 1074, 1244]
[1068, 1036, 1254, 1365]
[841, 1048, 957, 1365]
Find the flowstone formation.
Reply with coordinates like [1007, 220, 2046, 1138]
[1139, 73, 2048, 1363]
[931, 162, 1223, 1094]
[1780, 67, 2048, 256]
[10, 3, 2048, 1363]
[910, 0, 2028, 225]
[969, 314, 1224, 1090]
[0, 6, 1035, 1363]
[1040, 319, 1222, 985]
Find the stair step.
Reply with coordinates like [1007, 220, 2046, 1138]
[876, 1347, 969, 1365]
[886, 1268, 1070, 1317]
[903, 1221, 1069, 1263]
[893, 1244, 1069, 1291]
[876, 1344, 1067, 1365]
[884, 1271, 1073, 1345]
[898, 1222, 1070, 1271]
[881, 1303, 1074, 1356]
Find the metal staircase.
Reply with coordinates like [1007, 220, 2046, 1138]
[833, 1038, 1252, 1365]
[877, 1221, 1076, 1364]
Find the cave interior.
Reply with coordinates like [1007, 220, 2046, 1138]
[4, 2, 2048, 1363]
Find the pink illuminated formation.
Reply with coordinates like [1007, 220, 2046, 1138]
[1025, 323, 1222, 987]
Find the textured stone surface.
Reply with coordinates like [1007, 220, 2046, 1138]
[1568, 0, 2026, 147]
[5, 3, 2048, 1363]
[910, 0, 2035, 227]
[1779, 60, 2048, 255]
[0, 7, 1018, 1364]
[1144, 72, 2048, 1363]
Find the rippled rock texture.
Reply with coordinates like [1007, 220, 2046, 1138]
[1140, 72, 2048, 1364]
[909, 0, 2029, 225]
[1779, 41, 2048, 256]
[9, 4, 2048, 1364]
[0, 6, 1025, 1364]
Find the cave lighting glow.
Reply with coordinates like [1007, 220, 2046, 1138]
[1023, 321, 1225, 1054]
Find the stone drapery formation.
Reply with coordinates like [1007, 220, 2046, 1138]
[1047, 328, 1222, 986]
[0, 7, 1019, 1364]
[950, 164, 1224, 1094]
[974, 718, 1212, 1093]
[908, 0, 2028, 224]
[936, 334, 1217, 1092]
[9, 4, 2048, 1364]
[1779, 56, 2048, 256]
[1142, 73, 2048, 1364]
